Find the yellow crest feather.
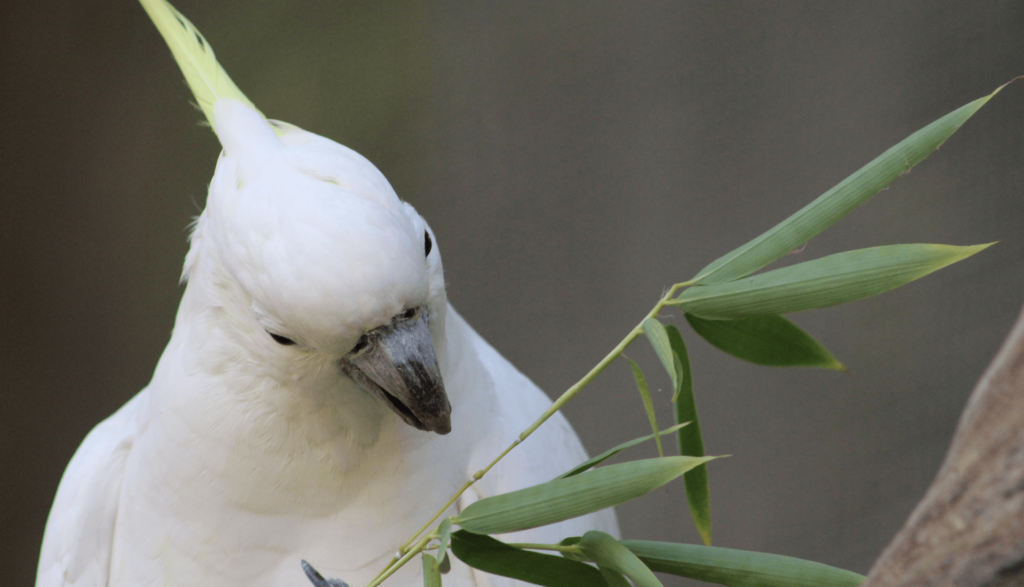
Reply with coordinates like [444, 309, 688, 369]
[138, 0, 263, 133]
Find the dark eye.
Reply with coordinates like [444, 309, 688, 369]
[268, 332, 296, 346]
[351, 334, 370, 354]
[400, 307, 417, 320]
[424, 231, 432, 257]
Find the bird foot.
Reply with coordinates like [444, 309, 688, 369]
[301, 560, 350, 587]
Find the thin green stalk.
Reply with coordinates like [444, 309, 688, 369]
[372, 281, 692, 586]
[372, 530, 441, 583]
[507, 542, 580, 553]
[366, 536, 432, 587]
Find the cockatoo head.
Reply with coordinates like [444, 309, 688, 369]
[182, 100, 452, 435]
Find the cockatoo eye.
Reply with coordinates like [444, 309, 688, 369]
[399, 307, 418, 321]
[267, 332, 296, 346]
[351, 334, 370, 355]
[424, 231, 432, 257]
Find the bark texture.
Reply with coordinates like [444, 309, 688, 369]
[864, 306, 1024, 587]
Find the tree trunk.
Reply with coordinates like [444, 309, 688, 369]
[863, 306, 1024, 586]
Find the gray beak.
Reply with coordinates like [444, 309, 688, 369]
[339, 307, 451, 435]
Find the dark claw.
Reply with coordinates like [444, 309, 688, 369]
[301, 560, 350, 587]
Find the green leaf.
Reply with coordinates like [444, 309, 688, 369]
[421, 553, 442, 587]
[435, 518, 452, 575]
[454, 456, 714, 535]
[579, 531, 663, 587]
[685, 313, 844, 370]
[643, 318, 680, 390]
[622, 540, 865, 587]
[598, 567, 633, 587]
[678, 243, 992, 320]
[627, 358, 663, 457]
[693, 88, 1001, 285]
[671, 352, 686, 404]
[665, 326, 712, 546]
[556, 423, 688, 479]
[450, 530, 603, 587]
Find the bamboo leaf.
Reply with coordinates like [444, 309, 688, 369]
[627, 358, 664, 457]
[678, 243, 992, 320]
[666, 326, 712, 546]
[454, 457, 714, 535]
[450, 531, 603, 587]
[622, 540, 865, 587]
[556, 423, 688, 479]
[685, 313, 844, 370]
[671, 352, 686, 404]
[579, 531, 663, 587]
[421, 553, 442, 587]
[693, 88, 1002, 285]
[436, 518, 452, 575]
[643, 318, 680, 390]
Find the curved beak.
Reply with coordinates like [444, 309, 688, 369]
[339, 307, 451, 435]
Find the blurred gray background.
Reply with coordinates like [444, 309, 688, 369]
[3, 1, 1023, 585]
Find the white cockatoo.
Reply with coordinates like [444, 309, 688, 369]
[36, 1, 618, 586]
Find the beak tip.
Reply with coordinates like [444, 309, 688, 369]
[421, 397, 452, 435]
[433, 418, 452, 435]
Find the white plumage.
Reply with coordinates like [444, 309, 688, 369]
[37, 2, 617, 586]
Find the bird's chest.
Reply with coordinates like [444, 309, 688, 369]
[108, 407, 470, 587]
